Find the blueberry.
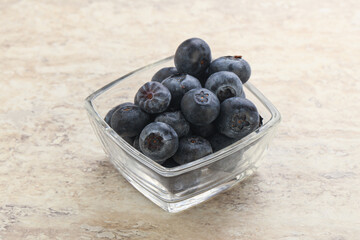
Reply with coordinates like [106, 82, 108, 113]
[205, 71, 245, 102]
[209, 149, 244, 173]
[181, 88, 220, 125]
[208, 132, 239, 152]
[174, 38, 212, 78]
[134, 82, 171, 114]
[151, 67, 178, 83]
[133, 135, 140, 151]
[154, 111, 190, 138]
[259, 115, 264, 128]
[241, 90, 246, 98]
[139, 122, 179, 163]
[162, 158, 203, 194]
[161, 158, 180, 168]
[104, 104, 122, 126]
[216, 97, 260, 139]
[197, 67, 210, 86]
[208, 133, 244, 172]
[173, 136, 213, 165]
[208, 56, 251, 84]
[122, 136, 134, 145]
[110, 103, 151, 137]
[162, 73, 202, 110]
[168, 169, 201, 194]
[190, 122, 216, 138]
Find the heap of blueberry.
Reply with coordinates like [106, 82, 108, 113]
[105, 38, 261, 167]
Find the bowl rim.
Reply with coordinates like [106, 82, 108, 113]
[84, 56, 281, 177]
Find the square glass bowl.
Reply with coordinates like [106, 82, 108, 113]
[84, 56, 281, 213]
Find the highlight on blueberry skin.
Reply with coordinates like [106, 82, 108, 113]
[208, 56, 251, 84]
[205, 71, 245, 102]
[134, 81, 171, 114]
[110, 102, 151, 138]
[173, 136, 213, 165]
[151, 67, 178, 83]
[181, 88, 220, 125]
[174, 38, 212, 78]
[139, 122, 179, 163]
[154, 111, 190, 138]
[216, 97, 260, 139]
[162, 73, 202, 110]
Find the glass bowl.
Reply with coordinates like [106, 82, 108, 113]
[84, 56, 281, 213]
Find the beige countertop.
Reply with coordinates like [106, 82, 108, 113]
[1, 0, 360, 239]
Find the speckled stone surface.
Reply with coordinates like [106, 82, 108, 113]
[1, 0, 360, 239]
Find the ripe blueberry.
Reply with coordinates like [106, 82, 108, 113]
[190, 122, 216, 138]
[110, 102, 151, 137]
[210, 150, 244, 173]
[208, 132, 239, 152]
[208, 56, 251, 84]
[162, 73, 202, 110]
[168, 169, 201, 194]
[173, 136, 213, 165]
[154, 111, 190, 138]
[207, 133, 244, 172]
[161, 158, 180, 168]
[122, 136, 134, 145]
[139, 122, 179, 163]
[197, 67, 210, 87]
[134, 81, 171, 114]
[216, 97, 260, 139]
[205, 71, 245, 102]
[151, 67, 178, 83]
[181, 88, 220, 125]
[133, 135, 140, 151]
[104, 104, 123, 126]
[174, 38, 211, 78]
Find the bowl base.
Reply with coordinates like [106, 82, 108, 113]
[113, 157, 257, 213]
